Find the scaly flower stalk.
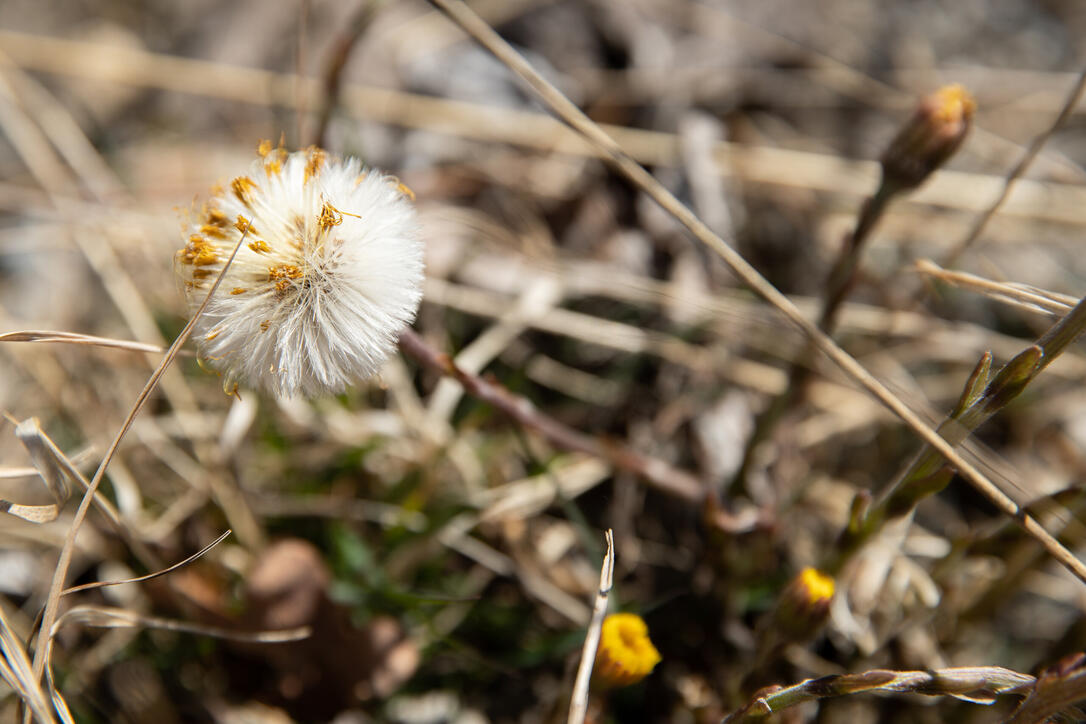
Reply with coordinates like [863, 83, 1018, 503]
[724, 665, 1033, 722]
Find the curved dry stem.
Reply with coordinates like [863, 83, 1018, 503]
[30, 226, 251, 693]
[61, 530, 232, 596]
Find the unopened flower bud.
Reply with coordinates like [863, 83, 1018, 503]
[175, 143, 424, 397]
[592, 613, 661, 689]
[772, 567, 835, 639]
[880, 84, 974, 191]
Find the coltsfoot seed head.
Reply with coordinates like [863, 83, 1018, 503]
[176, 144, 424, 397]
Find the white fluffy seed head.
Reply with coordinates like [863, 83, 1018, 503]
[175, 144, 424, 398]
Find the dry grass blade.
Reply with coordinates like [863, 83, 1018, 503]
[46, 690, 73, 724]
[0, 604, 56, 724]
[567, 529, 614, 724]
[61, 529, 231, 596]
[5, 30, 1086, 225]
[0, 467, 40, 479]
[52, 606, 310, 644]
[0, 330, 168, 355]
[916, 259, 1075, 316]
[8, 418, 158, 569]
[11, 418, 119, 526]
[941, 65, 1086, 267]
[30, 224, 251, 688]
[722, 666, 1034, 722]
[831, 290, 1086, 573]
[425, 0, 1086, 585]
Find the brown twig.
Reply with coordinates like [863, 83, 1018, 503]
[397, 329, 757, 532]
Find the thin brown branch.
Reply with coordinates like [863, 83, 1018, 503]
[397, 329, 758, 532]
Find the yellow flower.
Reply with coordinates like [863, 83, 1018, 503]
[592, 613, 661, 689]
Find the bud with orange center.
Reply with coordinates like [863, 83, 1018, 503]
[772, 567, 836, 640]
[880, 84, 975, 191]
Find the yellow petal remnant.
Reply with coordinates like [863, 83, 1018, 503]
[268, 264, 304, 294]
[231, 176, 258, 206]
[318, 202, 344, 231]
[395, 180, 416, 202]
[592, 613, 661, 689]
[930, 84, 975, 126]
[304, 146, 326, 183]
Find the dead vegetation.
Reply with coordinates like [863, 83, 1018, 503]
[4, 1, 1086, 721]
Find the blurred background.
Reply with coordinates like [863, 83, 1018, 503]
[3, 1, 1086, 721]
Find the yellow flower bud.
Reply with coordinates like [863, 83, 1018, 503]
[880, 84, 975, 191]
[592, 613, 661, 689]
[773, 567, 835, 639]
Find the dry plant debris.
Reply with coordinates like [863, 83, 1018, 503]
[3, 1, 1086, 722]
